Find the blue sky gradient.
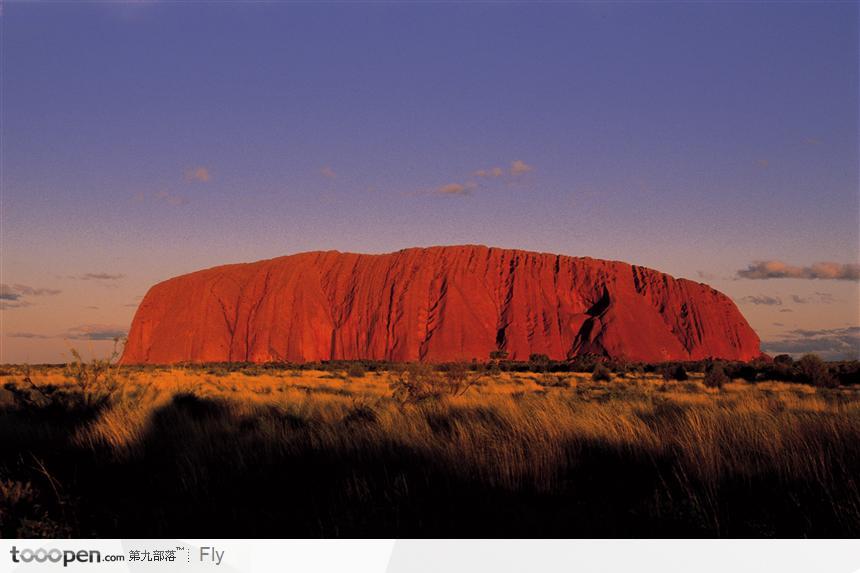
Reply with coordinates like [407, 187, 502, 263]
[2, 2, 858, 362]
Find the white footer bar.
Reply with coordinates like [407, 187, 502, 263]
[2, 539, 858, 573]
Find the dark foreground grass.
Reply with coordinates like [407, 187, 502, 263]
[1, 366, 858, 538]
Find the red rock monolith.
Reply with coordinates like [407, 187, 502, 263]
[121, 246, 762, 364]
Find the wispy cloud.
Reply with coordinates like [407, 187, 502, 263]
[63, 324, 128, 341]
[0, 283, 61, 309]
[510, 159, 534, 176]
[762, 326, 860, 361]
[1, 284, 61, 298]
[7, 325, 128, 341]
[474, 166, 505, 178]
[696, 270, 717, 281]
[805, 137, 822, 146]
[155, 190, 188, 206]
[476, 160, 534, 178]
[756, 159, 769, 168]
[437, 182, 476, 196]
[321, 166, 336, 179]
[78, 273, 125, 281]
[135, 190, 188, 206]
[0, 300, 32, 310]
[184, 166, 211, 183]
[737, 261, 859, 281]
[7, 332, 51, 339]
[438, 160, 534, 198]
[791, 292, 836, 304]
[739, 295, 782, 306]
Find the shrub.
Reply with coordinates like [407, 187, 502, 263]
[390, 362, 483, 404]
[528, 354, 550, 372]
[64, 342, 123, 408]
[6, 343, 124, 416]
[537, 373, 571, 388]
[342, 399, 378, 426]
[735, 364, 759, 383]
[796, 354, 837, 388]
[570, 354, 602, 373]
[704, 362, 729, 389]
[347, 363, 367, 378]
[662, 364, 688, 382]
[591, 363, 612, 382]
[832, 361, 860, 386]
[774, 354, 794, 365]
[607, 358, 630, 376]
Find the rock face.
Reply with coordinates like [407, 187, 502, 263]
[121, 246, 762, 364]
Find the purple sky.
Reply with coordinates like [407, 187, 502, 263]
[1, 2, 858, 362]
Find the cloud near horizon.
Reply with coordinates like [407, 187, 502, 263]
[791, 292, 836, 304]
[738, 295, 782, 306]
[78, 273, 125, 281]
[0, 283, 61, 309]
[8, 324, 128, 341]
[737, 261, 859, 281]
[7, 332, 52, 339]
[63, 324, 128, 341]
[762, 326, 860, 361]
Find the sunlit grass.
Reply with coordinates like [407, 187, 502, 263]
[1, 365, 858, 537]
